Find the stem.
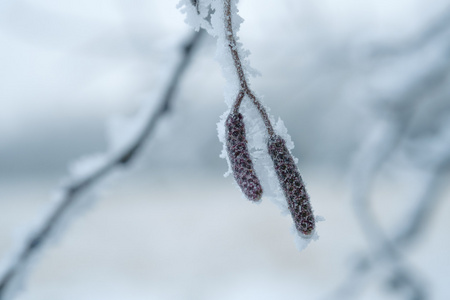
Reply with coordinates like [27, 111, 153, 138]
[224, 0, 274, 136]
[232, 90, 245, 114]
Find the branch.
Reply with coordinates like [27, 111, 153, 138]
[350, 37, 450, 251]
[324, 120, 450, 300]
[178, 0, 317, 244]
[223, 0, 274, 136]
[0, 29, 204, 300]
[222, 0, 315, 239]
[324, 59, 450, 299]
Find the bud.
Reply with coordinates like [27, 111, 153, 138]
[226, 113, 263, 201]
[268, 135, 315, 236]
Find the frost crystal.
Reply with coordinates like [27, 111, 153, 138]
[268, 135, 315, 236]
[226, 113, 263, 201]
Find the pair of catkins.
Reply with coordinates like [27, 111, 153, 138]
[225, 112, 315, 236]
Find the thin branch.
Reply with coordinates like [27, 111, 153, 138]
[348, 121, 424, 300]
[324, 56, 450, 300]
[344, 118, 418, 300]
[350, 29, 450, 257]
[324, 127, 450, 300]
[231, 90, 245, 114]
[322, 35, 450, 300]
[0, 29, 204, 300]
[223, 0, 274, 136]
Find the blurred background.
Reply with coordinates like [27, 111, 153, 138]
[1, 0, 450, 299]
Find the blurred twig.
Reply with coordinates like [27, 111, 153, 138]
[324, 13, 450, 298]
[344, 107, 425, 300]
[0, 29, 204, 300]
[325, 116, 450, 300]
[351, 51, 450, 251]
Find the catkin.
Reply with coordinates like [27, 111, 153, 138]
[268, 135, 315, 236]
[226, 113, 263, 201]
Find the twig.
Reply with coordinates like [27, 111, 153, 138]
[350, 27, 450, 260]
[347, 120, 424, 300]
[323, 28, 450, 299]
[324, 43, 450, 299]
[0, 29, 204, 300]
[324, 123, 450, 300]
[223, 0, 274, 136]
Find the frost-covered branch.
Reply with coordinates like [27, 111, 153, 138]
[179, 0, 317, 246]
[221, 0, 316, 238]
[223, 0, 274, 136]
[349, 18, 450, 257]
[325, 114, 450, 300]
[324, 29, 450, 298]
[341, 109, 423, 300]
[0, 29, 203, 300]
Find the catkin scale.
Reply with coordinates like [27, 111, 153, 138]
[226, 113, 263, 201]
[268, 135, 315, 236]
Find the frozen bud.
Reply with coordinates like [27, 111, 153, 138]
[226, 113, 263, 201]
[268, 135, 315, 236]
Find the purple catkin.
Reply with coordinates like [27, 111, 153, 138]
[268, 135, 315, 236]
[226, 113, 263, 201]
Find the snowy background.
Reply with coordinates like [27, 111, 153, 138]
[1, 0, 450, 299]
